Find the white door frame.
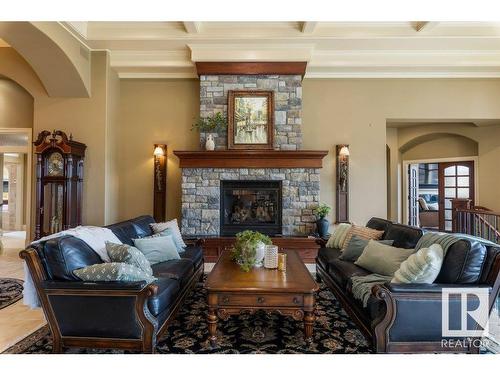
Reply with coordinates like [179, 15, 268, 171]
[0, 128, 33, 245]
[402, 156, 479, 226]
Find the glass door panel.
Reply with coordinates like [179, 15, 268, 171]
[438, 161, 474, 232]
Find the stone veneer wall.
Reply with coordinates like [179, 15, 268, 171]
[199, 74, 302, 150]
[181, 168, 320, 236]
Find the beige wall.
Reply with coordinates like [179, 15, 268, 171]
[117, 79, 199, 221]
[0, 78, 33, 128]
[401, 133, 478, 161]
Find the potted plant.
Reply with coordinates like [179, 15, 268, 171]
[192, 112, 227, 150]
[231, 230, 272, 272]
[313, 203, 332, 238]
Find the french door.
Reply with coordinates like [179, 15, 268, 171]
[408, 164, 419, 227]
[438, 161, 475, 231]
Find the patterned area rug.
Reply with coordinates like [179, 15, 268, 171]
[3, 279, 372, 354]
[0, 278, 23, 310]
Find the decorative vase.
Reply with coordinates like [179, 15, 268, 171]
[264, 245, 279, 269]
[254, 241, 266, 268]
[316, 218, 329, 238]
[205, 134, 215, 151]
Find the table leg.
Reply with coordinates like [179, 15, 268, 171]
[208, 308, 218, 347]
[304, 311, 314, 341]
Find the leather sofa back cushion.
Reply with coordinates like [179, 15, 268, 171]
[435, 239, 487, 283]
[43, 235, 103, 281]
[107, 215, 155, 245]
[366, 217, 393, 233]
[382, 223, 423, 249]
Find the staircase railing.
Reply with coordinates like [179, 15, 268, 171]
[452, 199, 500, 244]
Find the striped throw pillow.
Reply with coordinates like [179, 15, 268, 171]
[392, 244, 444, 283]
[342, 225, 384, 250]
[326, 223, 352, 249]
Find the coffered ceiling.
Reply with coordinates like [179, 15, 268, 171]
[62, 21, 500, 79]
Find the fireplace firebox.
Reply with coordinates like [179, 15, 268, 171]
[220, 180, 282, 236]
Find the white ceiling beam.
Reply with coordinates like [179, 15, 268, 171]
[413, 21, 439, 32]
[301, 22, 318, 34]
[189, 44, 313, 62]
[183, 22, 202, 34]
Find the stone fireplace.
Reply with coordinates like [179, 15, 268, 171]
[176, 64, 327, 238]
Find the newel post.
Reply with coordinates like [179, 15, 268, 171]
[451, 198, 472, 233]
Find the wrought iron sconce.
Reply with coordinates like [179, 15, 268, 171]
[153, 144, 167, 222]
[336, 145, 350, 223]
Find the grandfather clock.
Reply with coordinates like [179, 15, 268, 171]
[34, 130, 86, 240]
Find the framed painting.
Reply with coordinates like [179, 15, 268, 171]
[227, 90, 274, 150]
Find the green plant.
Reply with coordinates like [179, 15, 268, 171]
[191, 112, 227, 132]
[313, 203, 331, 220]
[231, 230, 272, 272]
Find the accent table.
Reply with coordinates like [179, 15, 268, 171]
[205, 250, 319, 346]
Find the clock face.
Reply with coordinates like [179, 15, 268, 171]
[47, 152, 64, 176]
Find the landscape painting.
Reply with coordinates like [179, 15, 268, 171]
[228, 91, 274, 149]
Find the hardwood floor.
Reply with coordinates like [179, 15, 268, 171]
[0, 232, 45, 352]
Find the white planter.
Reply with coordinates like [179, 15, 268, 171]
[254, 241, 266, 268]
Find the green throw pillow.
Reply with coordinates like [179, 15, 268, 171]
[106, 242, 153, 276]
[133, 235, 181, 265]
[151, 228, 185, 253]
[339, 235, 394, 262]
[355, 240, 415, 276]
[325, 223, 351, 249]
[73, 263, 156, 283]
[392, 244, 444, 283]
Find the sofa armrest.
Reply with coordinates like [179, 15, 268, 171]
[183, 237, 205, 247]
[386, 283, 492, 294]
[42, 280, 150, 291]
[315, 238, 328, 247]
[372, 283, 492, 353]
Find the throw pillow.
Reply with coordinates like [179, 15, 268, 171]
[342, 225, 384, 250]
[150, 219, 187, 249]
[150, 228, 185, 253]
[73, 263, 156, 283]
[325, 223, 352, 249]
[133, 235, 181, 265]
[392, 244, 444, 283]
[339, 235, 394, 262]
[106, 242, 153, 276]
[355, 240, 415, 276]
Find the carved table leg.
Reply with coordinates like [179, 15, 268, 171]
[304, 311, 315, 342]
[208, 308, 218, 347]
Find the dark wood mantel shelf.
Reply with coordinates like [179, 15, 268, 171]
[173, 150, 329, 168]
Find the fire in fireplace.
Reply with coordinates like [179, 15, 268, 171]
[220, 180, 282, 236]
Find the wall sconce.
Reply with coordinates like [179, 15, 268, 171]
[153, 144, 167, 222]
[336, 144, 349, 223]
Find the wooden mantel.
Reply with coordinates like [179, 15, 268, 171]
[173, 150, 329, 168]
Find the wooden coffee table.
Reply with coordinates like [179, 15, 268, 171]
[205, 250, 319, 346]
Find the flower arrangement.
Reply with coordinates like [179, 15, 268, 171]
[231, 230, 272, 272]
[313, 203, 331, 219]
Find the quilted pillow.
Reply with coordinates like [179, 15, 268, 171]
[150, 219, 187, 249]
[106, 242, 153, 276]
[325, 223, 351, 249]
[392, 244, 444, 283]
[73, 263, 156, 283]
[342, 225, 384, 250]
[133, 235, 181, 265]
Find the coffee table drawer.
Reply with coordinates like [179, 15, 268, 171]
[217, 294, 303, 307]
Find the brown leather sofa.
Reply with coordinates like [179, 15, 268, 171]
[316, 217, 500, 353]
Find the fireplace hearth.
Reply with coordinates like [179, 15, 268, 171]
[220, 180, 282, 236]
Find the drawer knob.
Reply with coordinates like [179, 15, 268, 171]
[293, 297, 300, 304]
[257, 297, 265, 303]
[222, 296, 229, 303]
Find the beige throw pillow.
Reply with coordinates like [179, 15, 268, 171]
[392, 244, 444, 283]
[342, 225, 384, 251]
[355, 240, 415, 276]
[325, 223, 352, 249]
[150, 218, 187, 248]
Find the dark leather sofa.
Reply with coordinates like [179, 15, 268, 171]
[316, 217, 500, 353]
[21, 215, 204, 353]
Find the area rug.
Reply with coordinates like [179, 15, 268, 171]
[0, 278, 23, 310]
[3, 279, 372, 354]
